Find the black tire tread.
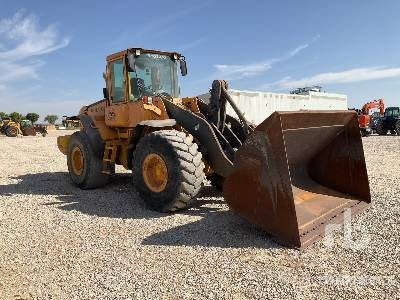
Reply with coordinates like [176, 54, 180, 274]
[133, 129, 205, 212]
[6, 126, 18, 137]
[67, 131, 109, 189]
[376, 120, 387, 135]
[396, 120, 400, 135]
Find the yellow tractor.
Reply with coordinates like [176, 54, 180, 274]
[57, 48, 371, 248]
[0, 117, 47, 137]
[0, 117, 21, 137]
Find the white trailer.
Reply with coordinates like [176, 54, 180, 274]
[198, 89, 348, 125]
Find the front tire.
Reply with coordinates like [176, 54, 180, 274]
[376, 120, 387, 135]
[6, 126, 18, 137]
[132, 130, 205, 212]
[396, 121, 400, 135]
[67, 131, 109, 189]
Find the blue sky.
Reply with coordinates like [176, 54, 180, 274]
[0, 0, 400, 119]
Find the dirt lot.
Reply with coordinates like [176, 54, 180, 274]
[0, 131, 399, 299]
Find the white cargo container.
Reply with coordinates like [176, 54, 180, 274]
[198, 89, 348, 125]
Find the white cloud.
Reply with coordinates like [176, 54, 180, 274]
[111, 2, 212, 46]
[211, 35, 320, 81]
[213, 61, 274, 80]
[177, 36, 208, 52]
[263, 66, 400, 90]
[0, 11, 70, 84]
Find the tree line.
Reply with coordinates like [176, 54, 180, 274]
[0, 112, 59, 125]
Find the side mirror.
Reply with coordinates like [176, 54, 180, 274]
[127, 54, 136, 72]
[180, 59, 187, 76]
[103, 88, 109, 99]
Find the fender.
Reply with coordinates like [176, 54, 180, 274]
[78, 114, 104, 158]
[126, 119, 176, 169]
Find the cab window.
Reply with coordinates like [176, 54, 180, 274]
[110, 59, 125, 103]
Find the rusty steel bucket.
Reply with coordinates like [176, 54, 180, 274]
[223, 110, 371, 248]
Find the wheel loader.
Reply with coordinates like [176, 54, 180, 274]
[0, 117, 21, 137]
[57, 47, 371, 248]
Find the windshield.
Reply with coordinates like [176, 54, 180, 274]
[20, 120, 32, 127]
[385, 108, 400, 117]
[128, 53, 179, 101]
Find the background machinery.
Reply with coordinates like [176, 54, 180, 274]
[357, 99, 385, 136]
[62, 115, 80, 128]
[369, 111, 381, 133]
[0, 117, 4, 132]
[57, 48, 371, 248]
[0, 117, 22, 137]
[0, 117, 47, 137]
[376, 106, 400, 135]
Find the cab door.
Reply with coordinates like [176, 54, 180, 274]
[384, 108, 394, 128]
[392, 107, 400, 124]
[105, 57, 130, 127]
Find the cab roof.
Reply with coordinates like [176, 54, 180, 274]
[106, 48, 182, 62]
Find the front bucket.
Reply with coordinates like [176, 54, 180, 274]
[223, 110, 371, 248]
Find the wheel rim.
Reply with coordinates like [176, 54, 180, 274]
[71, 146, 84, 176]
[10, 127, 17, 136]
[142, 153, 168, 193]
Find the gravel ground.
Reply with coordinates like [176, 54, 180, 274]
[0, 130, 399, 299]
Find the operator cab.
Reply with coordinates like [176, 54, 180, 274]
[384, 107, 400, 117]
[20, 119, 33, 127]
[104, 48, 187, 104]
[2, 117, 11, 124]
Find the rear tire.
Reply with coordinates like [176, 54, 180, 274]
[132, 130, 205, 212]
[6, 126, 18, 137]
[22, 127, 36, 136]
[376, 120, 387, 135]
[396, 121, 400, 135]
[67, 131, 109, 189]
